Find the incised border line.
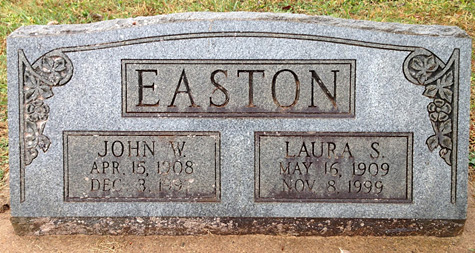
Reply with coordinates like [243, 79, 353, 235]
[17, 32, 460, 204]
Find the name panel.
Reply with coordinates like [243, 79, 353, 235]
[255, 132, 413, 203]
[122, 60, 355, 117]
[64, 131, 220, 202]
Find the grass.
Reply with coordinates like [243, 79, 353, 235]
[0, 0, 474, 185]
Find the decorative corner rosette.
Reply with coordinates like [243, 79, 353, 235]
[403, 48, 459, 166]
[19, 50, 73, 165]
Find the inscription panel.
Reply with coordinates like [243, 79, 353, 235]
[255, 132, 413, 203]
[122, 60, 355, 117]
[64, 131, 220, 202]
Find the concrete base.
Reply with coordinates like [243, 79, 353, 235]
[11, 217, 465, 237]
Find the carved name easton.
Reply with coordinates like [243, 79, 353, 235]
[122, 60, 355, 117]
[64, 131, 220, 202]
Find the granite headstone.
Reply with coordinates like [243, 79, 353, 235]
[7, 12, 472, 236]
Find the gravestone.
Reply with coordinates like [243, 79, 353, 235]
[7, 12, 472, 236]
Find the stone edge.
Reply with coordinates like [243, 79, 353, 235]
[11, 217, 465, 237]
[8, 12, 469, 39]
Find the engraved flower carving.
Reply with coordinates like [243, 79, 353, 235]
[410, 55, 438, 84]
[427, 98, 452, 122]
[423, 71, 453, 102]
[439, 148, 452, 166]
[402, 49, 457, 166]
[426, 119, 452, 152]
[24, 146, 38, 165]
[24, 71, 53, 103]
[21, 51, 72, 167]
[24, 118, 51, 165]
[24, 133, 37, 150]
[36, 134, 51, 152]
[24, 121, 39, 165]
[40, 56, 67, 85]
[26, 100, 50, 122]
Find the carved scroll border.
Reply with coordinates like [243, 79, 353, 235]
[17, 32, 460, 204]
[403, 48, 460, 204]
[18, 50, 73, 202]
